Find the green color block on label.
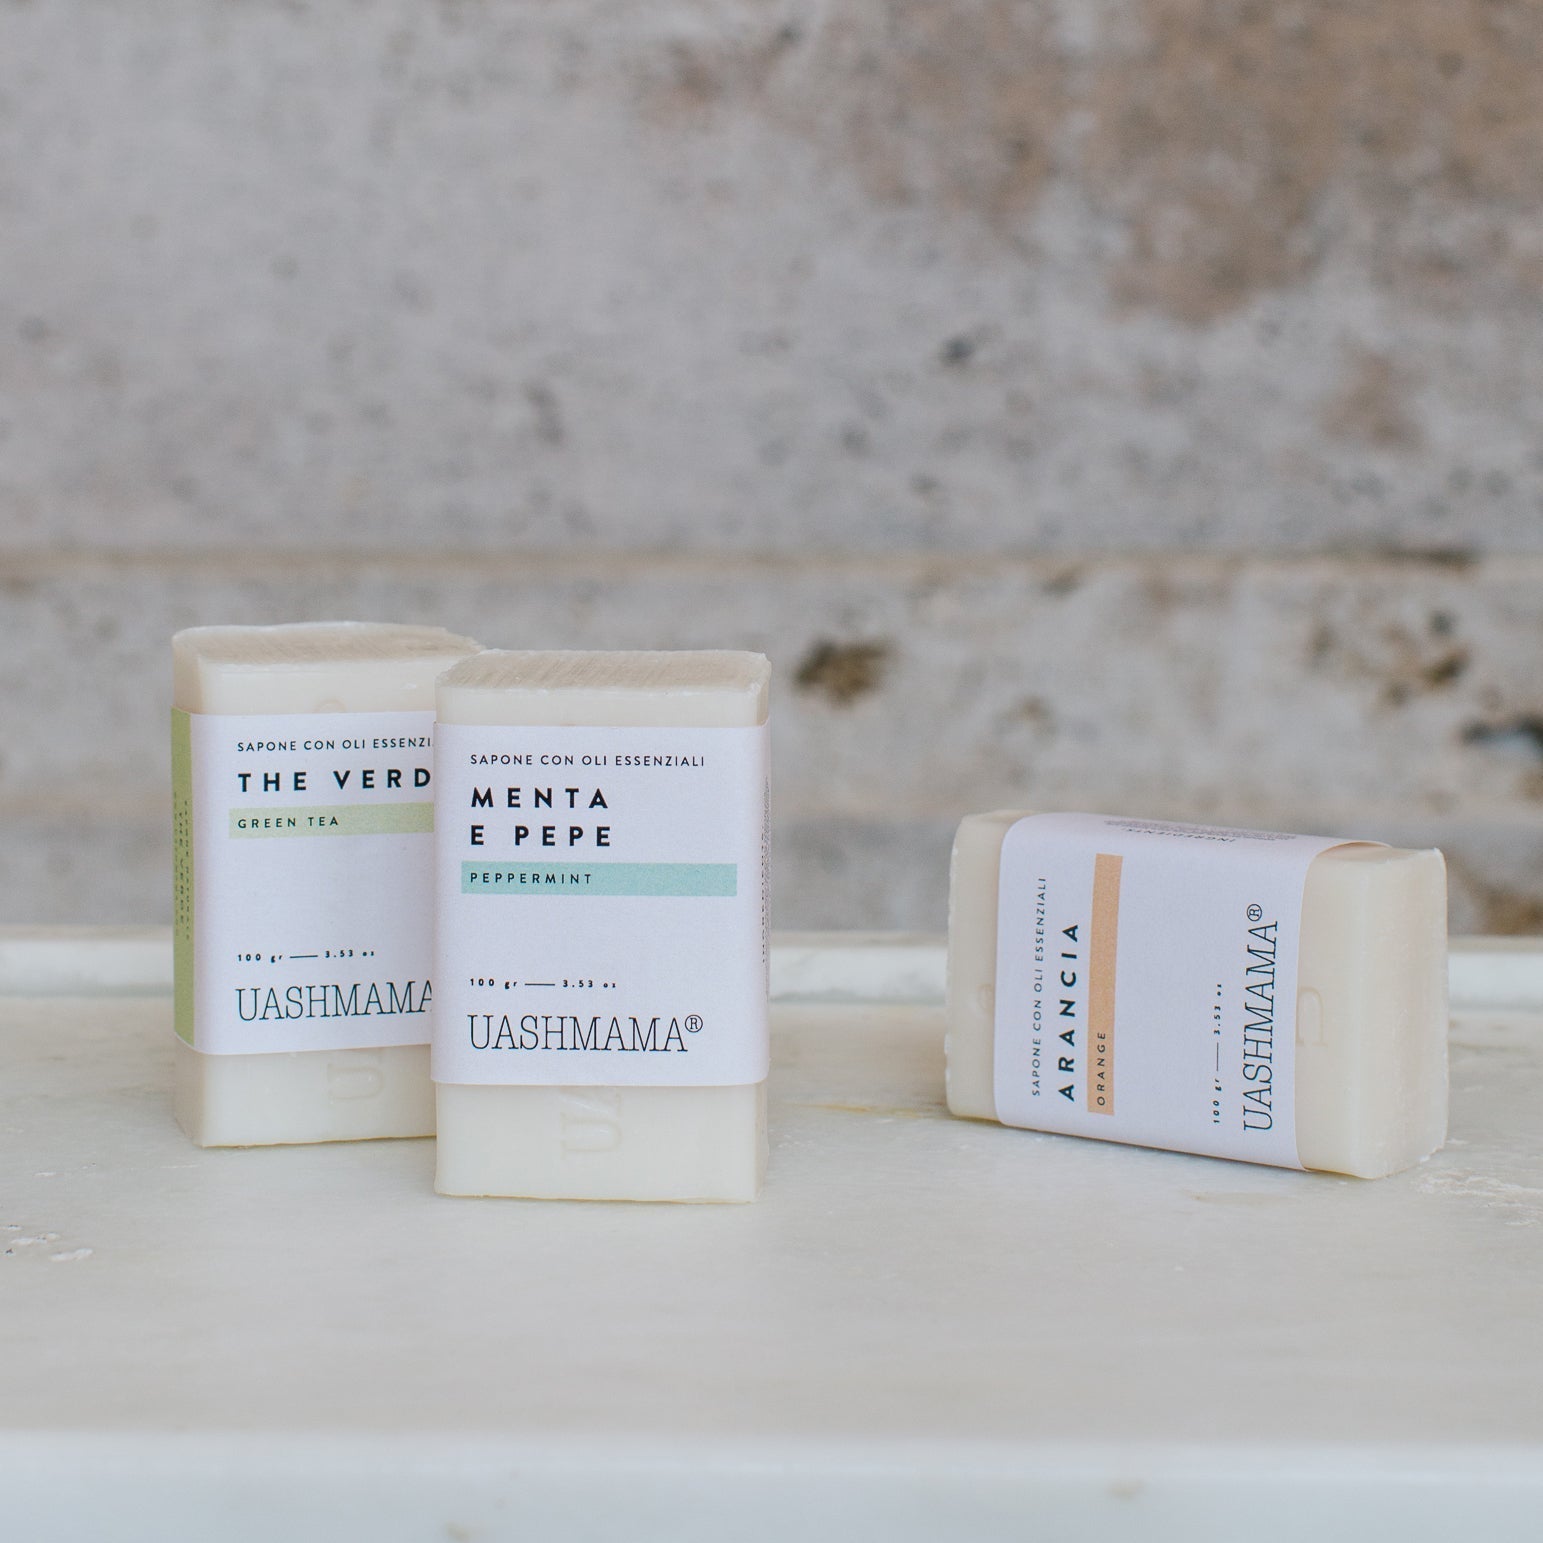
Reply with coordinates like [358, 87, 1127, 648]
[228, 802, 435, 838]
[171, 709, 194, 1044]
[461, 862, 738, 897]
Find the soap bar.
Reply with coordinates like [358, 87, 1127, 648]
[172, 621, 480, 1147]
[947, 811, 1448, 1178]
[432, 649, 770, 1201]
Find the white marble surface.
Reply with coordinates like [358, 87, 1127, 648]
[2, 936, 1541, 1539]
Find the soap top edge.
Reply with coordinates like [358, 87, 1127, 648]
[173, 622, 483, 669]
[953, 810, 1443, 864]
[439, 649, 772, 695]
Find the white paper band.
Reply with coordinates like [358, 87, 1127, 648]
[432, 722, 770, 1087]
[994, 813, 1355, 1168]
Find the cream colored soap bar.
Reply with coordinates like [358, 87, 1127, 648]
[433, 650, 770, 1202]
[947, 811, 1448, 1178]
[172, 621, 480, 1147]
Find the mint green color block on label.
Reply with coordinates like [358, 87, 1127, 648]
[460, 862, 737, 897]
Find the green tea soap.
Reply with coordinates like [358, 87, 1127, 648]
[172, 621, 480, 1147]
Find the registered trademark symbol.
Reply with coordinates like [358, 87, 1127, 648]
[685, 1015, 704, 1033]
[1246, 903, 1263, 922]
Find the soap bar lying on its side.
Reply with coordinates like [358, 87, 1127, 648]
[433, 649, 771, 1202]
[172, 621, 481, 1148]
[947, 811, 1449, 1178]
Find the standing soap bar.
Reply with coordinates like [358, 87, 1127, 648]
[172, 621, 481, 1147]
[947, 812, 1448, 1178]
[432, 650, 770, 1202]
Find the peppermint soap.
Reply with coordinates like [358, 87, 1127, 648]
[433, 650, 771, 1202]
[172, 622, 481, 1146]
[947, 812, 1448, 1178]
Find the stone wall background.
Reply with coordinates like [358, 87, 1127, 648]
[4, 0, 1543, 932]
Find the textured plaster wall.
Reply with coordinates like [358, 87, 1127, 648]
[3, 0, 1543, 929]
